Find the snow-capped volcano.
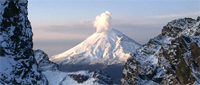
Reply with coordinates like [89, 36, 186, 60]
[50, 29, 141, 65]
[50, 11, 141, 84]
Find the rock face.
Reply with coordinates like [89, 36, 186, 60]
[0, 0, 48, 84]
[121, 17, 200, 85]
[34, 49, 113, 85]
[34, 49, 58, 72]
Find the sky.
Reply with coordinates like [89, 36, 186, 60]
[28, 0, 200, 57]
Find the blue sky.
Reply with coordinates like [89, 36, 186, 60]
[28, 0, 200, 57]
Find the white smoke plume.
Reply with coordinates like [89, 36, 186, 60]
[93, 11, 111, 33]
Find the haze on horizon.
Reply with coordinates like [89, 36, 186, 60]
[28, 0, 200, 57]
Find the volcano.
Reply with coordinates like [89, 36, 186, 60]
[49, 11, 141, 84]
[50, 29, 141, 65]
[50, 28, 141, 84]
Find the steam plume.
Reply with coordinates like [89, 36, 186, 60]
[93, 11, 111, 33]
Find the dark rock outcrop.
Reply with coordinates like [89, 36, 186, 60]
[68, 70, 113, 84]
[122, 17, 200, 85]
[91, 70, 113, 84]
[59, 63, 124, 84]
[68, 74, 89, 83]
[0, 0, 48, 84]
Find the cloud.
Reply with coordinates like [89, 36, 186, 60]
[147, 12, 200, 19]
[32, 18, 164, 44]
[32, 24, 94, 42]
[32, 20, 94, 33]
[93, 11, 112, 33]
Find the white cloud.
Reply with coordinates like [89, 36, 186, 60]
[32, 18, 164, 43]
[33, 31, 91, 41]
[32, 17, 167, 57]
[32, 23, 94, 42]
[93, 11, 112, 33]
[147, 12, 200, 19]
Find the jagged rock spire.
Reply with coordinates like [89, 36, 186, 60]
[0, 0, 48, 84]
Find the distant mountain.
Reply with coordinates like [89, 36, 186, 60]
[34, 49, 113, 85]
[50, 28, 141, 84]
[0, 0, 47, 84]
[122, 17, 200, 85]
[50, 29, 141, 65]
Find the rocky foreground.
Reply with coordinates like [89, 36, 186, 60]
[122, 17, 200, 85]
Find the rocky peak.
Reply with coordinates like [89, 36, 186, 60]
[197, 16, 200, 22]
[34, 49, 58, 72]
[162, 18, 196, 37]
[121, 17, 200, 85]
[1, 0, 32, 54]
[0, 0, 48, 84]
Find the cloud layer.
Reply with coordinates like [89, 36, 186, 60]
[93, 11, 111, 33]
[147, 12, 200, 19]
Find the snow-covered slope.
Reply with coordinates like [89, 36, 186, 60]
[0, 0, 47, 84]
[122, 17, 200, 85]
[34, 49, 113, 85]
[42, 70, 113, 85]
[50, 29, 141, 65]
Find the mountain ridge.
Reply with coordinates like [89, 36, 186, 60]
[121, 17, 200, 85]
